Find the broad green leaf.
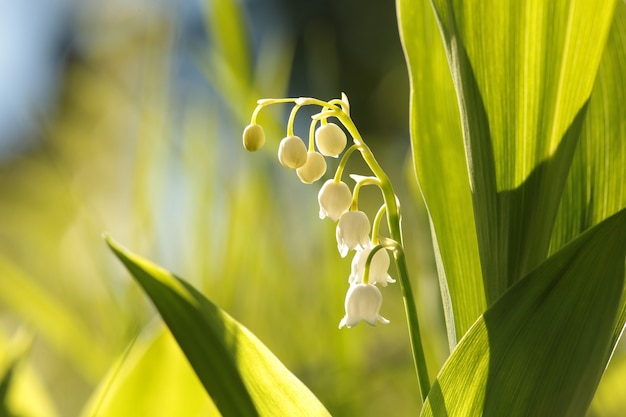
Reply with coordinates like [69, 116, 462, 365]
[420, 209, 626, 417]
[416, 0, 617, 306]
[397, 0, 486, 347]
[550, 1, 626, 346]
[104, 235, 330, 417]
[551, 0, 626, 251]
[80, 325, 218, 417]
[451, 0, 616, 190]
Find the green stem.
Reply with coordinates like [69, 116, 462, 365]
[383, 238, 431, 402]
[336, 111, 431, 403]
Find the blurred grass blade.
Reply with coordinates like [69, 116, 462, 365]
[0, 255, 109, 381]
[0, 356, 18, 417]
[104, 235, 330, 417]
[405, 0, 619, 313]
[204, 0, 251, 84]
[81, 325, 218, 417]
[397, 0, 486, 347]
[0, 330, 58, 417]
[420, 209, 626, 417]
[588, 351, 626, 416]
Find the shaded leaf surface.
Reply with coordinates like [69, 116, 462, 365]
[424, 0, 618, 306]
[420, 209, 626, 417]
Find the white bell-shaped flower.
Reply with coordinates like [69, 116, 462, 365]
[315, 123, 347, 157]
[349, 244, 395, 287]
[338, 283, 389, 328]
[296, 151, 327, 184]
[278, 136, 308, 169]
[242, 124, 265, 152]
[336, 211, 370, 257]
[318, 179, 352, 221]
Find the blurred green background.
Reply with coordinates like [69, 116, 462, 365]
[0, 1, 623, 416]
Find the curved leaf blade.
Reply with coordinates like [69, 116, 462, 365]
[81, 325, 218, 417]
[104, 235, 330, 417]
[551, 0, 626, 250]
[415, 0, 620, 312]
[397, 0, 487, 347]
[420, 209, 626, 417]
[550, 1, 626, 347]
[450, 0, 616, 192]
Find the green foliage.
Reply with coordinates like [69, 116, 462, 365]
[1, 0, 624, 415]
[420, 210, 626, 417]
[399, 0, 626, 414]
[80, 326, 218, 417]
[104, 235, 331, 417]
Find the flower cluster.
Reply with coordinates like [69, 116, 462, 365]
[243, 94, 398, 329]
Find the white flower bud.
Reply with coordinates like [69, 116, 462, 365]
[296, 151, 327, 184]
[315, 123, 347, 157]
[318, 180, 352, 221]
[278, 136, 308, 169]
[349, 244, 395, 287]
[242, 124, 265, 152]
[338, 283, 389, 329]
[336, 211, 370, 257]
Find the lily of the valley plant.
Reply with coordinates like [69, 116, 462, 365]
[243, 93, 431, 398]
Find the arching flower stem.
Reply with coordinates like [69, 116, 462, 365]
[335, 110, 431, 404]
[251, 97, 298, 124]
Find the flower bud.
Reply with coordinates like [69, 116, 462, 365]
[336, 211, 370, 257]
[318, 180, 352, 221]
[278, 136, 308, 169]
[315, 123, 347, 157]
[242, 124, 265, 152]
[296, 151, 327, 184]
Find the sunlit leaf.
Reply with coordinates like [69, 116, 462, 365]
[550, 0, 626, 347]
[420, 209, 626, 417]
[104, 234, 330, 417]
[424, 0, 618, 304]
[397, 0, 486, 347]
[80, 325, 218, 417]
